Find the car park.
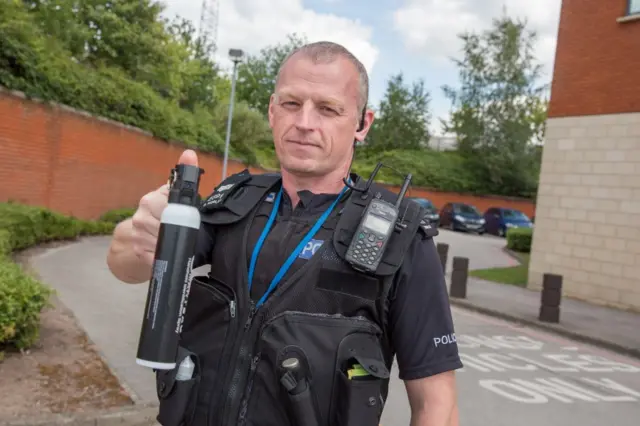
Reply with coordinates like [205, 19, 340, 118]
[408, 197, 440, 227]
[438, 202, 485, 235]
[483, 207, 533, 237]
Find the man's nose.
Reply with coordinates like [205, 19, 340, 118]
[294, 103, 318, 130]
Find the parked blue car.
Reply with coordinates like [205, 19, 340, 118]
[439, 202, 485, 234]
[483, 207, 533, 237]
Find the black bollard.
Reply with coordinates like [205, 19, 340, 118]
[539, 273, 562, 323]
[450, 256, 469, 299]
[436, 243, 449, 274]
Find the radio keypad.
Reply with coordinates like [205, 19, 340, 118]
[349, 230, 384, 265]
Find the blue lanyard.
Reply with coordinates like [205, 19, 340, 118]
[248, 184, 349, 308]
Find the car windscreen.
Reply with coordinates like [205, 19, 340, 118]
[502, 209, 530, 221]
[454, 204, 480, 216]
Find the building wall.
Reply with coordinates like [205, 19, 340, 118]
[530, 1, 640, 312]
[0, 89, 265, 220]
[528, 114, 640, 311]
[0, 88, 536, 220]
[548, 0, 640, 118]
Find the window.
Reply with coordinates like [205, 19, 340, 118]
[454, 204, 481, 216]
[502, 209, 530, 221]
[630, 0, 640, 15]
[411, 198, 436, 210]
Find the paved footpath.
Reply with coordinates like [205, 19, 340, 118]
[28, 236, 640, 425]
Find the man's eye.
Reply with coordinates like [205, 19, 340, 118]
[321, 106, 338, 114]
[282, 101, 299, 107]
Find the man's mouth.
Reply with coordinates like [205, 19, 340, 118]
[288, 140, 318, 148]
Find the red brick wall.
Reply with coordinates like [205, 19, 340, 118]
[548, 0, 640, 118]
[0, 88, 535, 219]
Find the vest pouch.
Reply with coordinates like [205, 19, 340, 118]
[334, 335, 389, 426]
[237, 312, 383, 426]
[156, 346, 201, 426]
[178, 275, 239, 424]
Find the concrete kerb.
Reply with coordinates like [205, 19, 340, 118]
[449, 297, 640, 361]
[0, 403, 159, 426]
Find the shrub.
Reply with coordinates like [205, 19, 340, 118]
[0, 202, 117, 353]
[506, 228, 533, 253]
[100, 208, 136, 225]
[0, 259, 53, 351]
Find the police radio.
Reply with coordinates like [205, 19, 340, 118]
[344, 164, 412, 273]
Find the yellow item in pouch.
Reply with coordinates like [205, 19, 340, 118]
[347, 364, 369, 380]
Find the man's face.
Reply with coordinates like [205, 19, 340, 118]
[268, 55, 372, 178]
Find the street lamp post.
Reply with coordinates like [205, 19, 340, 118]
[221, 48, 244, 181]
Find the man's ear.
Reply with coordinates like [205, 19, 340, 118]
[354, 109, 375, 143]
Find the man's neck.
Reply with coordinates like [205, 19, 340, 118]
[280, 167, 349, 207]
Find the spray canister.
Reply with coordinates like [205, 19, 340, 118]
[135, 164, 205, 370]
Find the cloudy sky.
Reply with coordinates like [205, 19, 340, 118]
[160, 0, 562, 135]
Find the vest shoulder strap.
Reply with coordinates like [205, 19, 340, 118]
[333, 182, 437, 277]
[199, 169, 281, 225]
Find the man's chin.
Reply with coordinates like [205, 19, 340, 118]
[279, 158, 321, 176]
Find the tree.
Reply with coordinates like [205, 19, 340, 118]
[366, 73, 432, 152]
[441, 12, 548, 198]
[235, 33, 308, 115]
[164, 15, 224, 111]
[24, 0, 226, 109]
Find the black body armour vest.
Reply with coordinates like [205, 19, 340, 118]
[154, 170, 435, 426]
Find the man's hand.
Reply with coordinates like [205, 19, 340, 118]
[106, 149, 199, 283]
[405, 370, 459, 426]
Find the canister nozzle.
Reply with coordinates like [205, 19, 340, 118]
[168, 164, 205, 206]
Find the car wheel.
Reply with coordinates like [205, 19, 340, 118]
[498, 228, 505, 237]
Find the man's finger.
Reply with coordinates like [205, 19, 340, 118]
[159, 183, 170, 196]
[178, 149, 199, 167]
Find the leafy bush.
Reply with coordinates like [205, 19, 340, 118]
[0, 202, 116, 353]
[100, 208, 137, 224]
[0, 260, 53, 351]
[506, 228, 533, 253]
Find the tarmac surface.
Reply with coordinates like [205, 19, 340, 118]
[382, 308, 640, 426]
[431, 228, 520, 272]
[27, 233, 640, 425]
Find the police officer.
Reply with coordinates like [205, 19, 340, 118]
[107, 41, 462, 426]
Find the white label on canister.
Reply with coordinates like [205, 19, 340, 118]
[149, 259, 168, 329]
[175, 255, 195, 334]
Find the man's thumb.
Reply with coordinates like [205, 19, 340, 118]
[178, 149, 199, 167]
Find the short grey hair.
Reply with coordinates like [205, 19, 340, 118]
[275, 41, 369, 115]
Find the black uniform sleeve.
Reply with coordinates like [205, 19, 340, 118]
[192, 223, 216, 269]
[388, 235, 463, 381]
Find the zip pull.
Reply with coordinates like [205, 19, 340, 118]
[244, 301, 257, 330]
[251, 354, 260, 370]
[229, 300, 236, 318]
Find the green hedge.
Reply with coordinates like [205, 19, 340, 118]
[506, 228, 533, 253]
[352, 148, 480, 194]
[99, 208, 136, 225]
[0, 202, 117, 354]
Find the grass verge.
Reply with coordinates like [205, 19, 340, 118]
[469, 253, 530, 287]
